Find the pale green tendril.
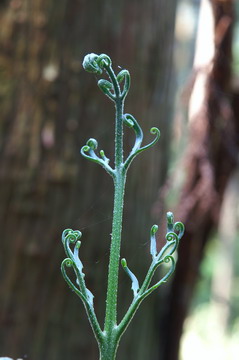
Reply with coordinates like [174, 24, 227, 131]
[61, 53, 184, 360]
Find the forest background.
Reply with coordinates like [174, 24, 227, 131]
[0, 0, 239, 360]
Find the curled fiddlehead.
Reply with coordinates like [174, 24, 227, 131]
[118, 213, 181, 337]
[80, 138, 114, 177]
[81, 53, 160, 176]
[120, 212, 182, 307]
[117, 69, 130, 99]
[173, 221, 185, 240]
[61, 258, 88, 302]
[82, 53, 111, 75]
[98, 79, 115, 100]
[123, 114, 143, 150]
[155, 212, 184, 259]
[137, 127, 160, 153]
[83, 52, 130, 102]
[61, 228, 94, 306]
[123, 115, 160, 171]
[61, 230, 104, 343]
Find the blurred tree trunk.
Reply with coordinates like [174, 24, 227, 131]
[159, 0, 238, 359]
[0, 1, 177, 359]
[211, 169, 239, 333]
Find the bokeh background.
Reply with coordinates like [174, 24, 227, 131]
[0, 0, 238, 359]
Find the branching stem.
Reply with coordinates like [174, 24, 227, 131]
[60, 53, 184, 360]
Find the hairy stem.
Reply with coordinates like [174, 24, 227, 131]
[104, 69, 125, 337]
[99, 336, 118, 360]
[104, 172, 126, 330]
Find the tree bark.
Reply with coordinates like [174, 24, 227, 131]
[0, 1, 177, 359]
[159, 1, 238, 359]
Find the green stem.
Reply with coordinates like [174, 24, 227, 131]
[104, 102, 125, 327]
[104, 172, 126, 333]
[103, 64, 125, 358]
[114, 97, 124, 168]
[99, 336, 118, 360]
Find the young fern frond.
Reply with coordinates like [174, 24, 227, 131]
[60, 53, 184, 360]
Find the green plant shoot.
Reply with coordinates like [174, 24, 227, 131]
[61, 53, 184, 360]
